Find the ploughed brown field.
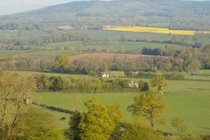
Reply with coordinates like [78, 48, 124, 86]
[69, 53, 164, 61]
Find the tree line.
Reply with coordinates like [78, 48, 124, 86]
[0, 47, 201, 75]
[0, 31, 91, 50]
[32, 74, 149, 93]
[1, 44, 210, 75]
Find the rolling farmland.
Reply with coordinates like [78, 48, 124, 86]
[25, 70, 210, 135]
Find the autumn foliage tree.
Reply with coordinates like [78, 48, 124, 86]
[18, 107, 64, 140]
[150, 75, 167, 93]
[171, 117, 187, 135]
[179, 47, 201, 74]
[0, 72, 35, 139]
[112, 121, 164, 140]
[128, 89, 166, 128]
[53, 54, 71, 73]
[66, 98, 122, 140]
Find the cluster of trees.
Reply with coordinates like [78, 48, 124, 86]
[143, 44, 210, 70]
[0, 22, 49, 31]
[65, 98, 165, 140]
[0, 72, 63, 139]
[0, 23, 44, 31]
[141, 47, 178, 56]
[32, 74, 149, 93]
[0, 48, 204, 75]
[61, 47, 204, 74]
[0, 31, 91, 50]
[136, 72, 185, 80]
[129, 34, 208, 47]
[67, 96, 209, 140]
[0, 72, 33, 139]
[142, 46, 210, 73]
[66, 98, 122, 140]
[0, 23, 19, 30]
[0, 55, 53, 72]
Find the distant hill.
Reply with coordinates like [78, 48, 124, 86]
[1, 0, 210, 30]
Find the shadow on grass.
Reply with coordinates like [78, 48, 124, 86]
[200, 126, 210, 131]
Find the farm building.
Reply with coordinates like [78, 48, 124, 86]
[99, 72, 110, 78]
[128, 81, 139, 88]
[23, 98, 33, 104]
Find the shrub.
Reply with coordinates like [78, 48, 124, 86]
[49, 76, 64, 92]
[139, 80, 149, 91]
[163, 73, 185, 80]
[111, 122, 164, 140]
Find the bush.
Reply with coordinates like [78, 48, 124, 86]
[163, 73, 185, 80]
[18, 107, 64, 140]
[139, 80, 149, 91]
[136, 72, 185, 80]
[32, 74, 149, 93]
[49, 76, 64, 92]
[136, 72, 157, 79]
[32, 74, 50, 90]
[111, 122, 164, 140]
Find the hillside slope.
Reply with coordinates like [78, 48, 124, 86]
[1, 0, 210, 30]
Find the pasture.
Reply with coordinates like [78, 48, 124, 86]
[77, 29, 172, 41]
[0, 41, 183, 59]
[33, 77, 210, 135]
[6, 71, 89, 79]
[0, 50, 31, 57]
[45, 40, 183, 54]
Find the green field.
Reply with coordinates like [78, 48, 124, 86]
[33, 77, 210, 135]
[9, 69, 210, 80]
[77, 30, 174, 41]
[0, 29, 187, 58]
[8, 68, 210, 81]
[2, 40, 181, 58]
[1, 29, 210, 59]
[0, 50, 32, 57]
[4, 70, 210, 134]
[6, 71, 89, 79]
[43, 40, 183, 54]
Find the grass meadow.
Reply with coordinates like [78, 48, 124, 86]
[0, 41, 183, 58]
[0, 29, 200, 60]
[45, 41, 183, 53]
[31, 72, 210, 135]
[0, 50, 32, 57]
[76, 29, 172, 41]
[6, 71, 90, 79]
[4, 70, 210, 134]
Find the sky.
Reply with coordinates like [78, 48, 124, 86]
[0, 0, 83, 15]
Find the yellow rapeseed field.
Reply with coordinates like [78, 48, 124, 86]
[103, 26, 210, 35]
